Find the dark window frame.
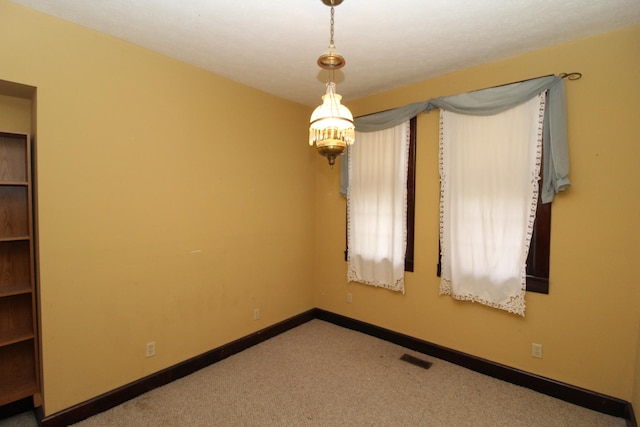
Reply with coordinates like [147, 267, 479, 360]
[524, 191, 551, 293]
[345, 116, 417, 272]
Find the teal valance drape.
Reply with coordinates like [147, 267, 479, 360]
[340, 75, 570, 204]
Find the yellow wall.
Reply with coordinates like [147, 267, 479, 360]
[0, 0, 315, 415]
[315, 25, 640, 402]
[0, 94, 31, 133]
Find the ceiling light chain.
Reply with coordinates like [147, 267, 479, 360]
[329, 6, 335, 46]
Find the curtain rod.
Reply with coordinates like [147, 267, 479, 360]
[355, 72, 583, 119]
[485, 72, 582, 90]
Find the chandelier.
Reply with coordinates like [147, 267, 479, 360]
[309, 0, 355, 167]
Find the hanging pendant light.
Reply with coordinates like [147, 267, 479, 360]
[309, 0, 355, 167]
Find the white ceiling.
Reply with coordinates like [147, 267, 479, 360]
[8, 0, 640, 106]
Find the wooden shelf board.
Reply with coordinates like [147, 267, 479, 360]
[0, 181, 28, 186]
[0, 378, 37, 407]
[0, 235, 30, 242]
[0, 331, 34, 348]
[0, 284, 32, 297]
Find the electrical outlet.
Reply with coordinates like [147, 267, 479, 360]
[531, 343, 543, 359]
[346, 293, 353, 303]
[253, 308, 260, 320]
[146, 341, 156, 358]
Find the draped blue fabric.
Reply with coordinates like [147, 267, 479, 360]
[340, 75, 570, 203]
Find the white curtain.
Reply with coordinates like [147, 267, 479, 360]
[439, 94, 546, 316]
[347, 121, 410, 293]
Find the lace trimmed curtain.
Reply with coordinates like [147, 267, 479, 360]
[439, 94, 546, 316]
[347, 121, 410, 293]
[341, 75, 570, 204]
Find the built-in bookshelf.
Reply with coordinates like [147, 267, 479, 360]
[0, 131, 39, 406]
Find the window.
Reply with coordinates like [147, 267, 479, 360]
[437, 96, 550, 303]
[345, 118, 417, 292]
[437, 182, 550, 294]
[345, 117, 416, 273]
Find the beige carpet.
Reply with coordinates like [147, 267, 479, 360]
[0, 320, 627, 426]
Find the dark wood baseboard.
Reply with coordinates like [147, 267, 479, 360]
[40, 309, 316, 427]
[627, 404, 638, 427]
[314, 309, 637, 427]
[39, 307, 637, 427]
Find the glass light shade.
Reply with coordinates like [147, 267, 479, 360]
[309, 82, 355, 166]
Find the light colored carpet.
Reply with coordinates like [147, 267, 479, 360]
[0, 319, 627, 426]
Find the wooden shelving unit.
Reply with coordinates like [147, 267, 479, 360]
[0, 131, 39, 406]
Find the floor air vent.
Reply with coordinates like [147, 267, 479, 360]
[400, 353, 433, 370]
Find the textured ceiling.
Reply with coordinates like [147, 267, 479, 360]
[8, 0, 640, 106]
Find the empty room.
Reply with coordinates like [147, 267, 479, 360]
[0, 0, 639, 425]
